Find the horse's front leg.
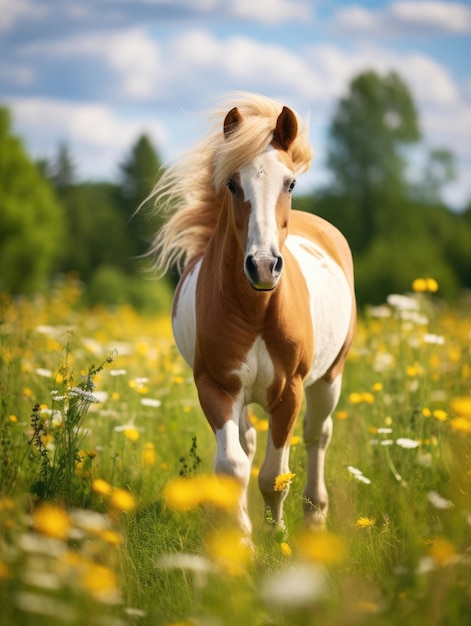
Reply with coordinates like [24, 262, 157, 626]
[195, 374, 252, 534]
[258, 379, 304, 530]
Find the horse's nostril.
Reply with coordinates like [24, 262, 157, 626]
[273, 255, 283, 275]
[245, 255, 257, 278]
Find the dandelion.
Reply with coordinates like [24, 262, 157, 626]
[142, 442, 156, 466]
[372, 382, 383, 392]
[124, 427, 140, 442]
[82, 563, 121, 604]
[449, 417, 471, 433]
[297, 530, 345, 565]
[92, 479, 113, 496]
[255, 419, 269, 432]
[108, 488, 136, 513]
[274, 472, 296, 491]
[432, 409, 448, 422]
[206, 529, 251, 576]
[335, 410, 349, 420]
[290, 435, 301, 446]
[8, 414, 18, 423]
[32, 504, 72, 540]
[450, 396, 471, 418]
[280, 541, 292, 556]
[355, 517, 376, 529]
[427, 538, 456, 565]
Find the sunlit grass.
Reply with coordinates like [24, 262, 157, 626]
[0, 275, 470, 625]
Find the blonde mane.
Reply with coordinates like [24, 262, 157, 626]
[149, 93, 313, 274]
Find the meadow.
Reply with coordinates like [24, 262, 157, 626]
[0, 274, 470, 626]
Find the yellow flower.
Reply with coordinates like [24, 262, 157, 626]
[124, 427, 140, 442]
[355, 516, 376, 529]
[428, 537, 456, 565]
[142, 442, 156, 466]
[274, 472, 296, 492]
[255, 419, 269, 432]
[349, 392, 363, 404]
[449, 417, 471, 433]
[433, 409, 448, 422]
[109, 488, 136, 512]
[412, 278, 427, 292]
[100, 529, 123, 545]
[372, 382, 383, 392]
[450, 397, 471, 419]
[335, 410, 349, 420]
[8, 414, 18, 423]
[207, 529, 251, 576]
[163, 477, 201, 511]
[280, 541, 292, 556]
[426, 278, 439, 292]
[33, 503, 72, 540]
[92, 479, 113, 496]
[163, 475, 241, 511]
[297, 530, 345, 565]
[290, 435, 301, 446]
[422, 407, 432, 418]
[82, 563, 120, 604]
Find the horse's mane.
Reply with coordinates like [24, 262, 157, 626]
[148, 93, 313, 275]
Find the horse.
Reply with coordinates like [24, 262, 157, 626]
[149, 93, 356, 534]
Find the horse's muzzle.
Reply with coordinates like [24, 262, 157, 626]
[244, 253, 284, 291]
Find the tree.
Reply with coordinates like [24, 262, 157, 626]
[119, 134, 163, 259]
[0, 107, 64, 294]
[326, 70, 421, 250]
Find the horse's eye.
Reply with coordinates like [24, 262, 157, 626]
[288, 179, 296, 193]
[227, 180, 236, 195]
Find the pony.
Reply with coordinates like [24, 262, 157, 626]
[149, 93, 356, 534]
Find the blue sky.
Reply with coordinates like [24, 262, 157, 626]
[1, 0, 470, 208]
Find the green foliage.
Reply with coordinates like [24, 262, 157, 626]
[0, 107, 65, 294]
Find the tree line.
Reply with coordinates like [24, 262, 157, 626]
[1, 70, 470, 309]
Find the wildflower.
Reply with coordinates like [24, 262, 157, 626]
[450, 397, 471, 418]
[372, 382, 383, 392]
[261, 562, 325, 607]
[163, 475, 240, 511]
[449, 417, 471, 433]
[35, 368, 52, 378]
[355, 517, 376, 529]
[335, 410, 348, 420]
[427, 491, 454, 510]
[140, 398, 162, 408]
[108, 488, 136, 513]
[92, 479, 113, 496]
[274, 472, 296, 491]
[347, 466, 372, 484]
[297, 530, 345, 565]
[422, 407, 432, 417]
[124, 427, 140, 442]
[387, 294, 419, 311]
[32, 504, 72, 540]
[427, 538, 456, 565]
[412, 278, 439, 293]
[290, 435, 301, 446]
[396, 438, 420, 449]
[207, 529, 251, 576]
[110, 369, 127, 376]
[280, 541, 292, 556]
[8, 414, 18, 423]
[255, 419, 269, 432]
[82, 563, 121, 604]
[432, 409, 448, 422]
[142, 442, 156, 466]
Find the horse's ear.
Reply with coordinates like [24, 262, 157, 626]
[224, 107, 243, 139]
[273, 106, 298, 150]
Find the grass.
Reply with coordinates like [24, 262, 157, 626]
[0, 274, 470, 626]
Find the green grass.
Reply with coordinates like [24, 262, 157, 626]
[0, 276, 470, 626]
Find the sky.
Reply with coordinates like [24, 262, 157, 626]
[1, 0, 470, 208]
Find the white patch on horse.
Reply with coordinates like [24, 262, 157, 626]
[230, 335, 275, 407]
[286, 235, 352, 384]
[239, 147, 291, 258]
[172, 260, 200, 367]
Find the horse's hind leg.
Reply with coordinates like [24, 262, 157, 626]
[303, 375, 342, 529]
[239, 407, 257, 468]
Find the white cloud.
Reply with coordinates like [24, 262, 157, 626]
[230, 0, 312, 23]
[9, 98, 166, 178]
[0, 0, 47, 32]
[333, 1, 471, 36]
[21, 28, 162, 100]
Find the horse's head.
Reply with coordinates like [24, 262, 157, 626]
[223, 105, 298, 291]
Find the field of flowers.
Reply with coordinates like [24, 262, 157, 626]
[0, 275, 470, 626]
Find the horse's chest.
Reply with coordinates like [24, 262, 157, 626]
[231, 335, 276, 406]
